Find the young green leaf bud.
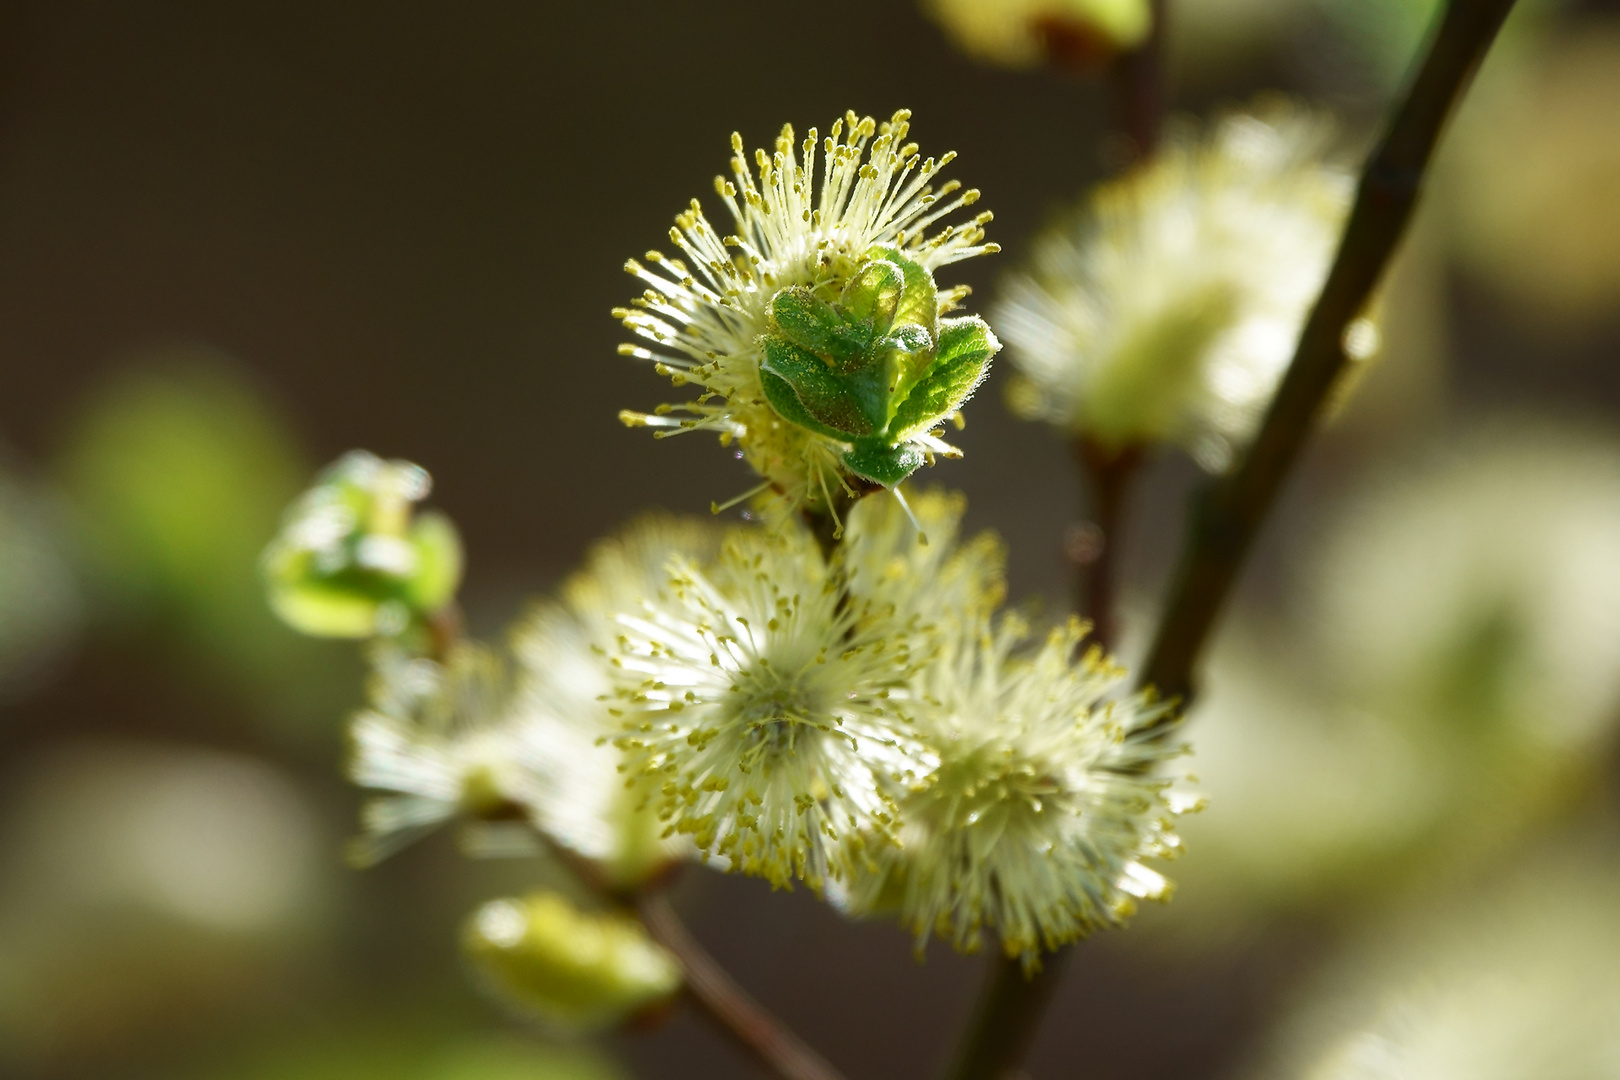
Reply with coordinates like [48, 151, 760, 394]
[262, 450, 462, 638]
[463, 892, 682, 1032]
[759, 247, 1000, 490]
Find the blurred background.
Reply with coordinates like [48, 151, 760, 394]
[2, 1, 1620, 1078]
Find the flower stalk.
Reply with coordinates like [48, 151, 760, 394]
[636, 893, 849, 1080]
[1140, 0, 1521, 709]
[801, 481, 879, 563]
[1109, 0, 1167, 161]
[1073, 438, 1142, 655]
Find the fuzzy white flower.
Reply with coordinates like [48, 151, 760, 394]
[997, 100, 1371, 471]
[924, 0, 1152, 68]
[348, 641, 547, 865]
[617, 109, 1000, 510]
[838, 487, 1007, 627]
[510, 516, 723, 884]
[612, 524, 933, 891]
[349, 517, 726, 878]
[848, 615, 1192, 969]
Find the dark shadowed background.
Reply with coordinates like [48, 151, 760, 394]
[3, 2, 1620, 1079]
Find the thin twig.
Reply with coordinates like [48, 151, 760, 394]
[1073, 439, 1143, 654]
[1110, 0, 1169, 161]
[803, 504, 847, 564]
[533, 830, 835, 1080]
[800, 480, 881, 563]
[636, 893, 849, 1080]
[944, 950, 1075, 1080]
[1139, 0, 1519, 707]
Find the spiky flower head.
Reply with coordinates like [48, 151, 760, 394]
[923, 0, 1152, 69]
[848, 616, 1192, 970]
[612, 523, 933, 891]
[838, 486, 1007, 626]
[463, 891, 681, 1032]
[263, 450, 462, 638]
[347, 640, 545, 865]
[617, 110, 1001, 509]
[346, 515, 728, 881]
[997, 100, 1373, 471]
[510, 515, 722, 886]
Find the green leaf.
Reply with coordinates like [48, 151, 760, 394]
[842, 440, 927, 488]
[865, 246, 937, 331]
[769, 287, 871, 365]
[405, 511, 463, 613]
[877, 323, 936, 410]
[889, 316, 1000, 441]
[838, 258, 905, 337]
[759, 367, 853, 442]
[759, 336, 874, 437]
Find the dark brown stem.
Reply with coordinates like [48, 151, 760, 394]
[1073, 439, 1143, 653]
[803, 506, 844, 564]
[944, 951, 1074, 1080]
[425, 600, 464, 661]
[531, 835, 824, 1080]
[800, 480, 881, 563]
[1109, 0, 1168, 163]
[1138, 0, 1519, 709]
[636, 893, 849, 1080]
[945, 5, 1516, 1080]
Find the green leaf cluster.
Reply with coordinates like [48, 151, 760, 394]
[262, 452, 462, 640]
[759, 247, 1000, 487]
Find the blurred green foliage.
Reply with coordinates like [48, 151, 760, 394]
[0, 465, 81, 699]
[53, 351, 355, 735]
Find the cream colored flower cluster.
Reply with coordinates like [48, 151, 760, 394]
[608, 493, 1191, 965]
[337, 487, 1189, 968]
[346, 516, 721, 885]
[269, 105, 1269, 993]
[997, 100, 1372, 471]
